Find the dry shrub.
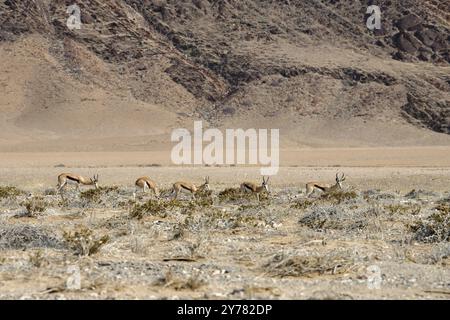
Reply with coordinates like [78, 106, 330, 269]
[218, 187, 269, 203]
[0, 224, 64, 250]
[0, 186, 24, 199]
[28, 250, 48, 268]
[80, 188, 102, 203]
[299, 206, 367, 231]
[155, 269, 205, 291]
[264, 251, 355, 277]
[130, 199, 182, 219]
[405, 189, 439, 199]
[319, 190, 358, 204]
[291, 199, 314, 210]
[22, 196, 49, 217]
[80, 186, 119, 204]
[385, 203, 421, 215]
[410, 205, 450, 243]
[183, 208, 260, 231]
[63, 226, 110, 256]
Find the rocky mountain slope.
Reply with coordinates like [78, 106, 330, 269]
[0, 0, 449, 151]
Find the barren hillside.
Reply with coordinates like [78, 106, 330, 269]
[0, 0, 449, 151]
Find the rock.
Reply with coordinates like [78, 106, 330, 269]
[415, 29, 439, 47]
[396, 14, 422, 31]
[393, 32, 421, 53]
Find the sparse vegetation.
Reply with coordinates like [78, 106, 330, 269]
[155, 269, 206, 291]
[264, 251, 356, 278]
[80, 186, 119, 204]
[22, 196, 49, 217]
[218, 187, 269, 203]
[130, 199, 179, 219]
[319, 190, 358, 204]
[0, 224, 64, 250]
[28, 250, 48, 268]
[385, 203, 421, 215]
[410, 205, 450, 243]
[63, 226, 110, 256]
[299, 206, 368, 231]
[291, 199, 314, 210]
[0, 169, 449, 299]
[0, 186, 24, 199]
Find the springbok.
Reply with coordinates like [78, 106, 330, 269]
[57, 173, 99, 193]
[134, 176, 159, 199]
[305, 172, 346, 197]
[171, 176, 210, 200]
[240, 176, 270, 201]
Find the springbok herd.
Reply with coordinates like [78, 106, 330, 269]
[55, 172, 347, 201]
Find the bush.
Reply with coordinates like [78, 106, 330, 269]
[63, 226, 110, 256]
[28, 250, 48, 268]
[385, 203, 421, 215]
[263, 251, 355, 277]
[410, 205, 450, 243]
[299, 206, 367, 231]
[0, 224, 65, 250]
[319, 190, 358, 204]
[155, 269, 205, 291]
[80, 188, 102, 203]
[130, 199, 182, 219]
[22, 196, 49, 217]
[291, 199, 314, 210]
[0, 186, 24, 199]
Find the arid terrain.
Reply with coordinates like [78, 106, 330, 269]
[0, 151, 449, 300]
[0, 0, 449, 300]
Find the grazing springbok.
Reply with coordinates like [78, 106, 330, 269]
[134, 176, 159, 199]
[240, 176, 270, 201]
[171, 176, 210, 200]
[305, 172, 346, 197]
[57, 173, 99, 193]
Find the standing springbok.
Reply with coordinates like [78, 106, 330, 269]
[56, 173, 99, 193]
[134, 176, 160, 199]
[240, 176, 270, 201]
[171, 176, 210, 200]
[305, 172, 346, 197]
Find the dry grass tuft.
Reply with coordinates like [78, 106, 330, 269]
[155, 269, 206, 291]
[319, 190, 358, 204]
[0, 186, 24, 199]
[130, 199, 180, 219]
[22, 196, 49, 217]
[80, 186, 119, 204]
[299, 206, 367, 231]
[0, 224, 64, 250]
[291, 199, 315, 210]
[264, 251, 356, 278]
[63, 226, 110, 256]
[410, 205, 450, 243]
[385, 203, 421, 215]
[28, 250, 48, 268]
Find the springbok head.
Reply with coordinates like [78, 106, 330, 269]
[91, 174, 99, 189]
[262, 176, 270, 193]
[202, 176, 210, 191]
[335, 172, 346, 189]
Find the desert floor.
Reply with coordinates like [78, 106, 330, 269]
[0, 148, 449, 299]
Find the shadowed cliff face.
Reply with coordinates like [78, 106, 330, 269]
[0, 0, 449, 142]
